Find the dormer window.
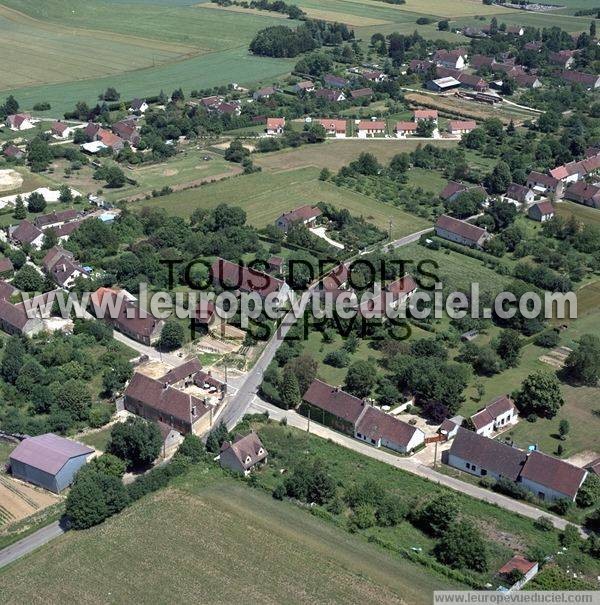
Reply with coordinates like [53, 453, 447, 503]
[245, 456, 252, 464]
[258, 448, 264, 456]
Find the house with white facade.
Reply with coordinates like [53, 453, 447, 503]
[357, 120, 385, 138]
[470, 395, 518, 437]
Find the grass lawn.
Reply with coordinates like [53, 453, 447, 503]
[132, 166, 431, 239]
[0, 440, 15, 466]
[79, 427, 113, 453]
[254, 139, 459, 173]
[0, 480, 462, 603]
[405, 167, 447, 194]
[556, 200, 600, 227]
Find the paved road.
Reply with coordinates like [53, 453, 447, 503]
[112, 331, 182, 366]
[250, 398, 583, 534]
[0, 521, 65, 569]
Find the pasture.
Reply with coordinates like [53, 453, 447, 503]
[0, 481, 460, 603]
[133, 166, 431, 239]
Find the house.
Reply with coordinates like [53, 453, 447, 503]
[253, 86, 277, 100]
[426, 76, 462, 93]
[112, 119, 141, 146]
[0, 298, 44, 336]
[350, 87, 373, 100]
[433, 49, 466, 70]
[440, 181, 468, 202]
[526, 171, 563, 196]
[34, 209, 81, 230]
[448, 120, 477, 135]
[355, 406, 425, 453]
[462, 27, 487, 39]
[323, 74, 349, 89]
[585, 458, 600, 476]
[316, 118, 347, 138]
[266, 117, 285, 135]
[438, 416, 464, 440]
[549, 50, 576, 69]
[7, 114, 34, 131]
[211, 258, 290, 305]
[294, 80, 314, 93]
[470, 395, 518, 437]
[528, 201, 555, 222]
[219, 432, 267, 475]
[357, 120, 385, 138]
[8, 220, 44, 249]
[413, 109, 438, 123]
[3, 145, 24, 160]
[9, 434, 93, 493]
[358, 275, 417, 320]
[48, 256, 87, 288]
[549, 160, 584, 183]
[199, 95, 221, 109]
[157, 421, 181, 458]
[395, 121, 417, 138]
[321, 263, 350, 291]
[42, 246, 73, 272]
[506, 25, 524, 36]
[55, 220, 84, 242]
[470, 54, 496, 70]
[0, 257, 13, 277]
[124, 371, 211, 435]
[91, 287, 164, 345]
[0, 279, 17, 300]
[302, 379, 367, 435]
[314, 88, 346, 102]
[83, 122, 101, 140]
[514, 73, 543, 89]
[409, 59, 434, 74]
[560, 70, 600, 90]
[160, 358, 202, 388]
[51, 121, 72, 138]
[267, 256, 284, 274]
[435, 214, 491, 249]
[214, 101, 240, 116]
[97, 129, 124, 151]
[498, 556, 539, 589]
[565, 181, 600, 209]
[363, 70, 387, 82]
[447, 429, 588, 501]
[456, 72, 488, 91]
[129, 98, 149, 113]
[505, 183, 535, 205]
[275, 205, 321, 232]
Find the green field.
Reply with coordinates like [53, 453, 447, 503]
[79, 427, 113, 452]
[557, 200, 600, 227]
[132, 166, 431, 239]
[0, 481, 462, 603]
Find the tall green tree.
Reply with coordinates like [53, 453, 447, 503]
[515, 371, 564, 419]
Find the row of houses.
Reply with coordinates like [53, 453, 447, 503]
[302, 379, 425, 453]
[8, 208, 86, 249]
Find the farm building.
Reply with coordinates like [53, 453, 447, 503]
[435, 214, 491, 249]
[9, 434, 93, 493]
[426, 76, 461, 93]
[528, 201, 555, 222]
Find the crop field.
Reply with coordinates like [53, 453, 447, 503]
[254, 139, 459, 172]
[0, 481, 461, 603]
[133, 166, 431, 239]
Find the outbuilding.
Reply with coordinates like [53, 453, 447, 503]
[9, 433, 93, 493]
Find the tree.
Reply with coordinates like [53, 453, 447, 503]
[206, 421, 229, 453]
[438, 19, 449, 31]
[280, 372, 301, 409]
[13, 264, 44, 292]
[59, 184, 73, 203]
[65, 469, 109, 529]
[591, 20, 597, 38]
[558, 419, 570, 441]
[13, 195, 26, 219]
[434, 520, 488, 572]
[576, 473, 600, 508]
[349, 504, 377, 530]
[26, 191, 47, 213]
[485, 161, 512, 194]
[100, 87, 120, 101]
[102, 358, 133, 395]
[3, 94, 19, 116]
[285, 354, 317, 395]
[564, 334, 600, 385]
[224, 139, 249, 163]
[56, 379, 92, 420]
[515, 371, 564, 419]
[494, 329, 522, 368]
[1, 336, 26, 384]
[27, 138, 53, 171]
[158, 319, 185, 351]
[417, 494, 459, 536]
[344, 360, 376, 398]
[416, 118, 435, 138]
[42, 228, 58, 250]
[89, 453, 126, 477]
[107, 417, 162, 470]
[105, 166, 126, 188]
[177, 434, 205, 463]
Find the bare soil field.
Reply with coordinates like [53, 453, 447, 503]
[0, 474, 60, 526]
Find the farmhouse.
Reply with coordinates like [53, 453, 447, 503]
[124, 371, 211, 435]
[395, 121, 417, 138]
[294, 80, 314, 93]
[433, 49, 466, 70]
[565, 181, 600, 208]
[266, 117, 285, 135]
[34, 209, 81, 230]
[3, 145, 24, 160]
[129, 98, 149, 113]
[7, 114, 34, 131]
[0, 279, 16, 300]
[409, 59, 433, 74]
[314, 89, 346, 102]
[438, 416, 464, 440]
[448, 120, 477, 135]
[470, 54, 495, 70]
[357, 120, 385, 138]
[160, 358, 202, 388]
[0, 257, 13, 277]
[316, 118, 347, 137]
[470, 395, 518, 437]
[526, 171, 562, 196]
[112, 119, 141, 146]
[440, 180, 468, 202]
[97, 129, 124, 151]
[350, 87, 373, 100]
[0, 298, 44, 337]
[560, 70, 600, 90]
[358, 275, 418, 319]
[9, 434, 93, 493]
[51, 121, 72, 138]
[513, 73, 542, 89]
[355, 406, 425, 454]
[253, 86, 277, 100]
[413, 109, 438, 123]
[505, 183, 535, 205]
[447, 429, 587, 502]
[211, 258, 290, 305]
[46, 250, 88, 288]
[528, 201, 555, 222]
[8, 220, 44, 249]
[219, 432, 267, 475]
[549, 50, 575, 69]
[363, 70, 387, 82]
[323, 74, 349, 89]
[91, 287, 164, 345]
[435, 214, 491, 249]
[275, 205, 321, 232]
[436, 67, 488, 91]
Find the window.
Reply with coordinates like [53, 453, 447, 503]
[481, 469, 487, 476]
[538, 491, 545, 500]
[466, 463, 471, 469]
[472, 465, 477, 472]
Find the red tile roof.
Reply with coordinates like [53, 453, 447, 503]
[316, 118, 347, 133]
[395, 121, 417, 132]
[440, 181, 468, 200]
[358, 120, 385, 130]
[413, 109, 438, 120]
[211, 258, 285, 298]
[266, 117, 285, 130]
[499, 556, 537, 576]
[449, 120, 477, 131]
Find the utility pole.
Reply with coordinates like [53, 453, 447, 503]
[307, 407, 311, 433]
[433, 439, 438, 469]
[388, 219, 393, 241]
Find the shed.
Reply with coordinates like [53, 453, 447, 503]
[9, 433, 93, 493]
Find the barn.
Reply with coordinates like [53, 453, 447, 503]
[9, 434, 93, 493]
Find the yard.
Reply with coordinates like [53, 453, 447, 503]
[132, 166, 431, 240]
[0, 480, 461, 603]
